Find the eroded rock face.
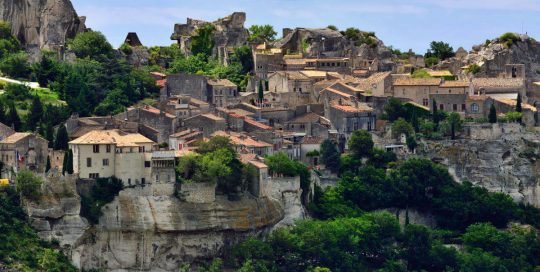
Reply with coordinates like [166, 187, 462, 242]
[0, 0, 85, 49]
[73, 190, 284, 271]
[421, 132, 540, 207]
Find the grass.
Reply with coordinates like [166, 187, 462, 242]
[30, 88, 66, 106]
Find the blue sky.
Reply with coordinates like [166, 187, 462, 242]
[71, 0, 540, 53]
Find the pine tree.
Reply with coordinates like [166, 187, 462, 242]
[258, 80, 264, 104]
[54, 125, 69, 150]
[45, 155, 51, 173]
[27, 95, 43, 131]
[6, 102, 21, 131]
[432, 99, 439, 130]
[489, 104, 497, 123]
[516, 93, 522, 113]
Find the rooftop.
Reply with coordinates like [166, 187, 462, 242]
[426, 70, 453, 77]
[472, 78, 524, 88]
[288, 112, 322, 123]
[140, 105, 176, 118]
[244, 118, 272, 130]
[440, 80, 470, 88]
[331, 102, 373, 113]
[494, 98, 537, 112]
[394, 78, 442, 86]
[207, 78, 237, 87]
[69, 129, 155, 147]
[200, 113, 225, 122]
[302, 136, 324, 145]
[0, 132, 32, 144]
[212, 131, 272, 148]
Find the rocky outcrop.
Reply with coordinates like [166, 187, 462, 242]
[73, 190, 284, 271]
[25, 174, 90, 247]
[170, 12, 249, 63]
[0, 0, 85, 50]
[421, 132, 540, 207]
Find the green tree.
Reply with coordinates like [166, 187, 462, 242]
[258, 80, 264, 103]
[61, 150, 69, 175]
[0, 21, 21, 59]
[447, 112, 463, 140]
[0, 100, 6, 124]
[320, 139, 341, 173]
[348, 130, 374, 159]
[391, 118, 414, 139]
[0, 52, 31, 79]
[432, 99, 439, 130]
[33, 53, 59, 87]
[403, 224, 433, 271]
[15, 170, 42, 200]
[327, 25, 338, 31]
[65, 149, 73, 174]
[45, 155, 51, 173]
[248, 25, 277, 42]
[426, 41, 455, 60]
[488, 104, 497, 123]
[406, 135, 417, 152]
[505, 111, 523, 123]
[516, 93, 522, 112]
[26, 95, 43, 131]
[384, 97, 405, 122]
[231, 45, 254, 74]
[54, 125, 69, 150]
[190, 23, 215, 58]
[6, 102, 21, 131]
[68, 31, 114, 60]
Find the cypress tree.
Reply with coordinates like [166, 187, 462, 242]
[62, 150, 68, 175]
[432, 99, 439, 130]
[6, 102, 21, 131]
[66, 149, 73, 174]
[27, 95, 43, 131]
[45, 123, 54, 148]
[45, 155, 51, 173]
[258, 80, 264, 104]
[516, 93, 522, 113]
[54, 125, 69, 150]
[489, 104, 497, 123]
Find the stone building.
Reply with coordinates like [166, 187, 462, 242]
[212, 131, 273, 156]
[466, 95, 493, 119]
[165, 96, 209, 120]
[207, 79, 238, 107]
[300, 136, 324, 165]
[0, 133, 48, 179]
[168, 129, 203, 151]
[115, 105, 177, 144]
[393, 78, 442, 107]
[253, 46, 284, 79]
[69, 130, 156, 185]
[150, 151, 176, 184]
[124, 32, 143, 47]
[472, 77, 526, 99]
[304, 58, 351, 74]
[239, 153, 269, 197]
[326, 100, 376, 142]
[66, 115, 139, 140]
[353, 71, 393, 97]
[162, 73, 209, 102]
[0, 122, 15, 141]
[183, 114, 227, 137]
[284, 112, 330, 137]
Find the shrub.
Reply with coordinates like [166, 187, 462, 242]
[467, 63, 481, 74]
[15, 170, 42, 200]
[119, 42, 133, 55]
[80, 177, 123, 224]
[499, 32, 520, 47]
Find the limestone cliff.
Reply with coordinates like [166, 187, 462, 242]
[0, 0, 85, 50]
[73, 190, 284, 271]
[420, 132, 540, 207]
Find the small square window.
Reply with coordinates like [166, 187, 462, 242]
[103, 159, 109, 166]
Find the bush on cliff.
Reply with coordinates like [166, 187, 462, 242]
[80, 176, 123, 224]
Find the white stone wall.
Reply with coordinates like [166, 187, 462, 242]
[71, 144, 115, 179]
[115, 152, 153, 186]
[465, 123, 522, 140]
[180, 182, 216, 203]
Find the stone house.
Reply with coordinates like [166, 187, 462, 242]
[472, 78, 526, 100]
[493, 98, 537, 126]
[353, 71, 393, 97]
[284, 112, 330, 137]
[261, 107, 295, 127]
[66, 115, 139, 140]
[0, 122, 15, 140]
[69, 130, 156, 186]
[182, 114, 227, 137]
[162, 73, 209, 102]
[268, 71, 313, 94]
[207, 79, 238, 107]
[0, 133, 48, 179]
[300, 136, 324, 166]
[239, 153, 269, 197]
[304, 58, 351, 74]
[168, 129, 203, 151]
[430, 93, 467, 114]
[150, 151, 176, 184]
[115, 105, 177, 144]
[165, 96, 210, 120]
[322, 81, 371, 102]
[466, 95, 493, 119]
[326, 100, 376, 142]
[212, 131, 273, 156]
[393, 78, 442, 107]
[253, 46, 284, 79]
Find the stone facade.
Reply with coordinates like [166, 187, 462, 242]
[0, 133, 48, 179]
[183, 114, 227, 137]
[115, 105, 177, 144]
[163, 73, 209, 102]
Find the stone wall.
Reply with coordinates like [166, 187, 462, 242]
[180, 182, 216, 203]
[268, 176, 305, 228]
[463, 123, 523, 140]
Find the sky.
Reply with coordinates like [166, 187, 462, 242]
[71, 0, 540, 54]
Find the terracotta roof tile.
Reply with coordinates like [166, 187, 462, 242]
[69, 129, 155, 147]
[472, 78, 524, 88]
[394, 78, 441, 86]
[0, 132, 32, 144]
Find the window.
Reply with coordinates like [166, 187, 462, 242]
[86, 158, 92, 167]
[453, 104, 458, 111]
[139, 146, 145, 153]
[155, 175, 159, 182]
[93, 145, 100, 153]
[106, 144, 111, 153]
[89, 173, 99, 179]
[449, 89, 452, 93]
[422, 98, 429, 106]
[128, 178, 131, 185]
[439, 104, 444, 110]
[144, 161, 151, 168]
[141, 178, 145, 185]
[167, 175, 171, 182]
[471, 103, 479, 113]
[103, 159, 109, 166]
[299, 88, 302, 92]
[462, 104, 466, 111]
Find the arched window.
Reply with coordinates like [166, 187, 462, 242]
[471, 103, 479, 113]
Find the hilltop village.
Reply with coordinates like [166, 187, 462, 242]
[2, 2, 540, 272]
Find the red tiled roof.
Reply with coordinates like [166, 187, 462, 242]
[141, 105, 176, 118]
[244, 118, 272, 130]
[331, 102, 373, 113]
[156, 79, 166, 88]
